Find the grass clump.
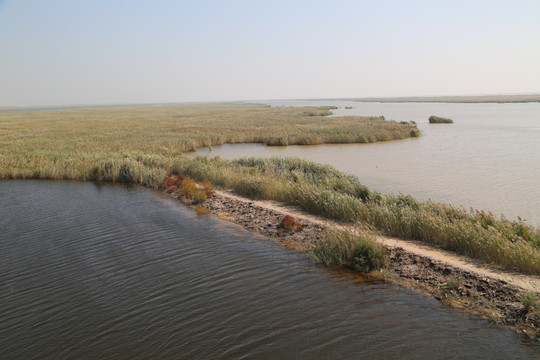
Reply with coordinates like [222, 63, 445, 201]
[520, 292, 537, 312]
[518, 292, 540, 334]
[440, 277, 462, 297]
[429, 115, 453, 123]
[309, 228, 387, 273]
[163, 173, 214, 204]
[351, 239, 387, 272]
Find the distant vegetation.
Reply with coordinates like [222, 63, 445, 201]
[0, 103, 418, 183]
[353, 94, 540, 103]
[429, 115, 453, 124]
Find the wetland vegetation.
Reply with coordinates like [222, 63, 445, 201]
[429, 115, 454, 124]
[0, 103, 417, 182]
[1, 103, 539, 276]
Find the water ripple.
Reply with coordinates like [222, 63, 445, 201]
[1, 181, 538, 359]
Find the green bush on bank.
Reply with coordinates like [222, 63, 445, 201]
[309, 228, 387, 273]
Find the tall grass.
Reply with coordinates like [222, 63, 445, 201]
[174, 156, 540, 275]
[308, 227, 387, 272]
[0, 103, 417, 181]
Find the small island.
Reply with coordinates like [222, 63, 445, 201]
[429, 115, 453, 124]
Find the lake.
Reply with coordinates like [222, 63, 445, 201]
[0, 180, 538, 359]
[193, 100, 540, 226]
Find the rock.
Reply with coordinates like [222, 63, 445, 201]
[279, 215, 303, 232]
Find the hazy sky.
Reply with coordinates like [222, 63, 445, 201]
[1, 0, 539, 106]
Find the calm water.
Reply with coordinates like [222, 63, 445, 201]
[194, 101, 540, 226]
[1, 181, 538, 359]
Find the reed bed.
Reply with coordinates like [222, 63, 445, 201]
[175, 156, 540, 275]
[0, 103, 416, 181]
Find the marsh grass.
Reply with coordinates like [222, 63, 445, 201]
[0, 103, 417, 181]
[175, 156, 540, 275]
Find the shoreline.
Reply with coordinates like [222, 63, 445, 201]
[164, 187, 540, 340]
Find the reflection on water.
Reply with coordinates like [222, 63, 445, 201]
[194, 101, 540, 225]
[0, 181, 538, 359]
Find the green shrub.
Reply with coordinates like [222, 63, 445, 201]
[309, 228, 358, 266]
[429, 115, 453, 123]
[351, 239, 387, 272]
[309, 228, 386, 274]
[521, 292, 537, 312]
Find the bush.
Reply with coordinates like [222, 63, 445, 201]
[309, 228, 357, 266]
[429, 115, 453, 124]
[351, 239, 387, 272]
[201, 179, 216, 197]
[309, 227, 386, 274]
[521, 292, 537, 312]
[180, 177, 198, 197]
[193, 189, 208, 203]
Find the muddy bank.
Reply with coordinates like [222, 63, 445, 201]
[200, 191, 325, 251]
[386, 249, 536, 335]
[163, 186, 540, 340]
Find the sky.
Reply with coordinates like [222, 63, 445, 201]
[0, 0, 539, 107]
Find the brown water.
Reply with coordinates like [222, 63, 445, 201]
[193, 101, 540, 226]
[1, 181, 539, 359]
